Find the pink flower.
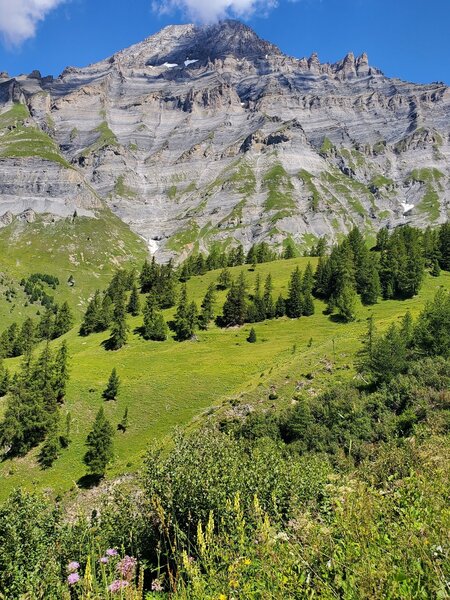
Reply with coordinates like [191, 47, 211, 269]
[67, 561, 80, 572]
[116, 555, 137, 580]
[100, 556, 109, 564]
[151, 578, 163, 592]
[67, 572, 80, 585]
[108, 580, 129, 593]
[106, 548, 118, 556]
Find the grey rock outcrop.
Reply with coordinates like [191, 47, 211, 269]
[0, 20, 449, 258]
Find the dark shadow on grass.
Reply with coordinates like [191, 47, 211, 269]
[76, 473, 103, 489]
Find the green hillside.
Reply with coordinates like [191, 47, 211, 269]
[0, 253, 448, 500]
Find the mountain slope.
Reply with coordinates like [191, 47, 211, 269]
[1, 20, 450, 258]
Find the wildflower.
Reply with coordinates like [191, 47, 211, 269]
[67, 561, 80, 572]
[106, 548, 118, 556]
[116, 555, 137, 580]
[67, 572, 80, 585]
[100, 556, 109, 564]
[151, 579, 164, 592]
[219, 595, 227, 600]
[108, 580, 129, 593]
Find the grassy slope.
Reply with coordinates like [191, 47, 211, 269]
[0, 255, 448, 500]
[0, 210, 147, 328]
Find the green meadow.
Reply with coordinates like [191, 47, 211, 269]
[0, 244, 448, 500]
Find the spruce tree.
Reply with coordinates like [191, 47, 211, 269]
[263, 274, 275, 319]
[222, 272, 247, 326]
[80, 291, 103, 335]
[173, 285, 197, 340]
[53, 341, 69, 402]
[359, 253, 381, 305]
[53, 302, 73, 339]
[286, 267, 303, 318]
[100, 294, 114, 330]
[127, 284, 141, 316]
[247, 327, 257, 343]
[103, 368, 120, 400]
[143, 293, 167, 341]
[302, 292, 315, 316]
[15, 318, 35, 356]
[336, 283, 357, 323]
[83, 406, 114, 476]
[107, 294, 128, 350]
[431, 259, 441, 277]
[283, 240, 295, 259]
[302, 262, 314, 295]
[275, 294, 286, 318]
[199, 284, 216, 330]
[60, 412, 72, 448]
[251, 274, 266, 322]
[38, 309, 55, 341]
[217, 267, 232, 290]
[0, 361, 9, 397]
[438, 222, 450, 271]
[38, 417, 61, 469]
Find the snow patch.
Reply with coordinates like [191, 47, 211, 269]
[184, 59, 198, 66]
[401, 202, 414, 214]
[162, 62, 178, 68]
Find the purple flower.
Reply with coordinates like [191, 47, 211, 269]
[151, 578, 164, 592]
[99, 556, 109, 564]
[67, 572, 80, 585]
[67, 561, 80, 573]
[108, 580, 129, 593]
[116, 555, 137, 580]
[106, 548, 118, 557]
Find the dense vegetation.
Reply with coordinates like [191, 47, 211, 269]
[0, 223, 449, 598]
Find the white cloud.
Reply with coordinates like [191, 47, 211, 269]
[153, 0, 277, 24]
[0, 0, 66, 46]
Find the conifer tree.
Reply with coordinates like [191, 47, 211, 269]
[251, 274, 266, 322]
[302, 262, 314, 295]
[60, 412, 72, 448]
[376, 227, 389, 251]
[364, 323, 407, 384]
[38, 417, 61, 469]
[38, 308, 55, 341]
[302, 292, 315, 316]
[80, 291, 103, 336]
[107, 294, 128, 350]
[157, 261, 178, 309]
[275, 294, 286, 318]
[173, 285, 197, 340]
[283, 240, 296, 259]
[217, 267, 232, 290]
[400, 311, 414, 347]
[286, 267, 303, 318]
[356, 315, 376, 374]
[335, 283, 357, 322]
[0, 361, 9, 397]
[359, 253, 381, 305]
[103, 368, 120, 401]
[142, 293, 167, 341]
[100, 294, 114, 330]
[53, 302, 73, 339]
[83, 406, 114, 476]
[53, 341, 69, 402]
[222, 272, 247, 326]
[247, 327, 257, 343]
[15, 318, 35, 356]
[199, 284, 216, 330]
[127, 284, 141, 316]
[431, 259, 441, 277]
[438, 222, 450, 271]
[263, 274, 275, 319]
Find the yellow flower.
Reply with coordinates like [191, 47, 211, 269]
[243, 558, 251, 566]
[230, 579, 239, 589]
[218, 595, 227, 600]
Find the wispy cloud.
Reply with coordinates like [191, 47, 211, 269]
[0, 0, 66, 47]
[153, 0, 278, 24]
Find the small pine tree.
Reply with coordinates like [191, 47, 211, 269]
[199, 284, 216, 330]
[107, 294, 128, 350]
[38, 417, 61, 469]
[283, 240, 295, 259]
[60, 412, 72, 448]
[247, 327, 257, 343]
[127, 284, 141, 316]
[173, 285, 195, 341]
[142, 294, 167, 341]
[336, 283, 357, 322]
[53, 302, 73, 339]
[302, 292, 315, 316]
[103, 368, 120, 401]
[53, 341, 69, 402]
[217, 267, 232, 290]
[275, 294, 286, 318]
[286, 267, 303, 318]
[431, 259, 441, 277]
[83, 406, 114, 476]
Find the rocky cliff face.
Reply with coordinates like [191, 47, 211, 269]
[1, 20, 449, 258]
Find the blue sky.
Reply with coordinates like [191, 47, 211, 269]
[0, 0, 449, 85]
